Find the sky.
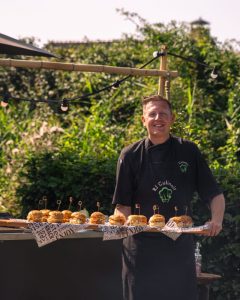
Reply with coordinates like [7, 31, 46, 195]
[1, 0, 240, 46]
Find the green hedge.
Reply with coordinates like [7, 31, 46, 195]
[0, 13, 239, 299]
[17, 152, 117, 217]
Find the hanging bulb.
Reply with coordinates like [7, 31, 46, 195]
[1, 100, 8, 108]
[60, 99, 69, 112]
[153, 50, 165, 58]
[210, 67, 218, 79]
[1, 93, 9, 107]
[153, 51, 160, 58]
[112, 80, 120, 90]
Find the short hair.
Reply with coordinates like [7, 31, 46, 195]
[142, 95, 172, 112]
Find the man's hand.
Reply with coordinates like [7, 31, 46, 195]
[205, 220, 223, 236]
[204, 194, 225, 236]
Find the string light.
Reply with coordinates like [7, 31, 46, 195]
[1, 93, 9, 108]
[210, 67, 218, 79]
[60, 99, 69, 112]
[152, 50, 165, 58]
[0, 49, 234, 111]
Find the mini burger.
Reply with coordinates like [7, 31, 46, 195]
[47, 211, 64, 223]
[40, 209, 51, 222]
[148, 214, 165, 228]
[127, 215, 147, 226]
[69, 212, 86, 224]
[27, 210, 43, 222]
[170, 215, 193, 228]
[181, 215, 193, 227]
[62, 210, 73, 223]
[109, 214, 126, 226]
[89, 212, 106, 225]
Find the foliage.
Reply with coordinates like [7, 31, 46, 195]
[17, 151, 117, 218]
[0, 11, 239, 299]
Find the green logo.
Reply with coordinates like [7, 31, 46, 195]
[159, 187, 172, 203]
[178, 161, 188, 173]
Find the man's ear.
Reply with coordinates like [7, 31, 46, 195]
[171, 113, 176, 124]
[141, 115, 146, 126]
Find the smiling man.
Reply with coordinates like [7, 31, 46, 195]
[112, 94, 225, 300]
[142, 96, 175, 144]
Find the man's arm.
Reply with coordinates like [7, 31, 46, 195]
[206, 193, 225, 236]
[114, 204, 131, 223]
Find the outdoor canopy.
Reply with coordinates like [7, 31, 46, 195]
[0, 33, 56, 57]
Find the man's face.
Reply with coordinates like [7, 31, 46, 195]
[142, 100, 175, 142]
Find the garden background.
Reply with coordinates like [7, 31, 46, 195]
[0, 12, 239, 299]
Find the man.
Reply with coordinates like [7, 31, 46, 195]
[112, 95, 225, 300]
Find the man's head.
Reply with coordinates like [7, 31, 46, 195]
[141, 95, 175, 144]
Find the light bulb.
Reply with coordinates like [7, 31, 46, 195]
[1, 100, 8, 107]
[60, 99, 69, 112]
[60, 104, 68, 112]
[210, 68, 218, 79]
[153, 51, 160, 58]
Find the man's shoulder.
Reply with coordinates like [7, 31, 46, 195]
[172, 136, 198, 151]
[120, 139, 145, 159]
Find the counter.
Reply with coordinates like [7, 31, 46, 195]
[0, 230, 122, 300]
[0, 230, 220, 300]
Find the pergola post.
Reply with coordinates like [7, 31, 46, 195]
[158, 45, 170, 100]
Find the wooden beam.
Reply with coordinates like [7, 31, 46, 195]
[158, 45, 168, 96]
[0, 58, 178, 78]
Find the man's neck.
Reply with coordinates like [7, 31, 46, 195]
[148, 134, 170, 145]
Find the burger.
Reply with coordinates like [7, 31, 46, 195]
[69, 212, 86, 224]
[89, 212, 106, 225]
[40, 209, 51, 222]
[62, 210, 73, 223]
[170, 215, 193, 228]
[27, 210, 43, 222]
[148, 214, 165, 228]
[181, 215, 193, 227]
[47, 211, 64, 223]
[109, 214, 126, 226]
[127, 215, 147, 226]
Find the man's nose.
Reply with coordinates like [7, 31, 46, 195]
[154, 113, 163, 120]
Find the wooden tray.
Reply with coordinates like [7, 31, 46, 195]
[0, 219, 28, 228]
[0, 219, 209, 234]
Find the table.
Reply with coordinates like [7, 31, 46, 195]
[0, 229, 221, 300]
[198, 272, 222, 300]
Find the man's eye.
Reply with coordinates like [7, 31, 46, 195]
[149, 113, 156, 117]
[148, 112, 168, 118]
[159, 113, 167, 118]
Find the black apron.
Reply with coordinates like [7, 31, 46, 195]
[122, 138, 198, 300]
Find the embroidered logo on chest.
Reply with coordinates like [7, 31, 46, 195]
[159, 187, 172, 203]
[178, 161, 189, 173]
[152, 180, 176, 204]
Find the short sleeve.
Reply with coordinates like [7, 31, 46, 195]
[194, 145, 221, 203]
[112, 151, 135, 206]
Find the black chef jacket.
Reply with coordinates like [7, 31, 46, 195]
[112, 136, 221, 300]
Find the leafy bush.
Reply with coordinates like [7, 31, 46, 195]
[0, 12, 239, 299]
[17, 151, 117, 217]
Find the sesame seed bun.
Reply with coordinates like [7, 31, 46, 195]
[89, 212, 106, 224]
[149, 214, 165, 228]
[109, 214, 126, 226]
[47, 211, 63, 223]
[170, 215, 193, 228]
[69, 212, 86, 224]
[27, 210, 43, 222]
[127, 215, 147, 226]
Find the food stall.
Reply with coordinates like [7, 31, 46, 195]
[0, 221, 221, 300]
[0, 229, 122, 300]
